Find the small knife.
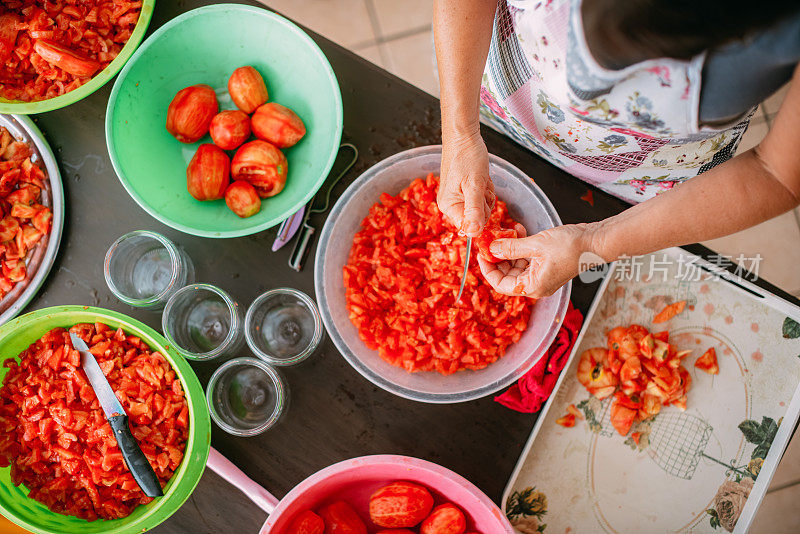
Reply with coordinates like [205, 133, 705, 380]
[455, 236, 472, 302]
[70, 333, 164, 498]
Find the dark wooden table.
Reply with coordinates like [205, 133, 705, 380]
[25, 1, 800, 532]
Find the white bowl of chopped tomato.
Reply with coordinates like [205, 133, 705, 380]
[0, 305, 210, 533]
[315, 145, 571, 403]
[0, 0, 155, 114]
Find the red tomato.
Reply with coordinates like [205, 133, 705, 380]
[228, 66, 269, 113]
[652, 300, 686, 323]
[420, 504, 467, 534]
[694, 347, 719, 374]
[287, 510, 325, 534]
[225, 181, 261, 218]
[377, 531, 416, 534]
[370, 481, 434, 528]
[209, 110, 251, 151]
[187, 144, 230, 201]
[474, 224, 516, 263]
[251, 103, 306, 148]
[317, 501, 367, 534]
[555, 413, 576, 427]
[166, 85, 219, 143]
[343, 174, 532, 374]
[32, 39, 101, 77]
[609, 402, 637, 436]
[231, 140, 288, 198]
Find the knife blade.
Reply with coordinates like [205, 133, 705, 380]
[70, 333, 164, 498]
[455, 236, 472, 302]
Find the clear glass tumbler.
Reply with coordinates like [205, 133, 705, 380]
[206, 357, 287, 436]
[104, 230, 194, 310]
[162, 283, 244, 361]
[244, 288, 323, 366]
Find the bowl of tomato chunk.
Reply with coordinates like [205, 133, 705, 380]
[0, 0, 155, 114]
[0, 306, 210, 534]
[315, 146, 571, 403]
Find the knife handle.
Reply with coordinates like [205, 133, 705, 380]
[109, 415, 164, 497]
[288, 223, 315, 272]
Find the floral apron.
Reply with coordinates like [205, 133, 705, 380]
[479, 0, 753, 204]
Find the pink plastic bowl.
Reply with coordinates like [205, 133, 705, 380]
[207, 450, 513, 533]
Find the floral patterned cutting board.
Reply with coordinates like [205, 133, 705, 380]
[503, 249, 800, 534]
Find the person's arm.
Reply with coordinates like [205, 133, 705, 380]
[481, 65, 800, 298]
[434, 0, 498, 236]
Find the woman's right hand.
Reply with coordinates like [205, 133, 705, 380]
[438, 131, 495, 237]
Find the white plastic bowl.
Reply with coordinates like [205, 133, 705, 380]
[314, 146, 571, 403]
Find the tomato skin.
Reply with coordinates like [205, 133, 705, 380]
[370, 481, 434, 528]
[224, 181, 261, 218]
[33, 39, 101, 77]
[420, 504, 467, 534]
[475, 225, 516, 263]
[694, 347, 719, 374]
[317, 501, 367, 534]
[251, 103, 306, 148]
[231, 140, 288, 198]
[209, 110, 251, 151]
[653, 300, 686, 323]
[287, 510, 325, 534]
[555, 413, 576, 427]
[187, 144, 230, 201]
[166, 85, 219, 143]
[228, 66, 268, 114]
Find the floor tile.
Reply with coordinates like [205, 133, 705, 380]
[769, 434, 800, 490]
[736, 115, 770, 155]
[762, 83, 790, 119]
[749, 482, 800, 534]
[256, 0, 377, 48]
[371, 0, 433, 38]
[383, 30, 439, 96]
[702, 210, 800, 295]
[353, 43, 389, 69]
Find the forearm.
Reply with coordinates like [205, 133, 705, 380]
[434, 0, 498, 141]
[590, 149, 800, 261]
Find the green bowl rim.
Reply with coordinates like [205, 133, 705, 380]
[0, 305, 211, 534]
[0, 0, 156, 115]
[104, 3, 345, 239]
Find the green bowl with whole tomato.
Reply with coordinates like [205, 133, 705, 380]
[0, 306, 211, 534]
[105, 4, 344, 238]
[0, 0, 155, 114]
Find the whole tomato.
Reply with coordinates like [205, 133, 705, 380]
[167, 85, 219, 143]
[317, 501, 367, 534]
[228, 66, 268, 113]
[187, 144, 230, 201]
[369, 481, 434, 528]
[209, 110, 251, 150]
[377, 531, 417, 534]
[231, 140, 288, 198]
[287, 510, 325, 534]
[225, 181, 261, 218]
[420, 504, 467, 534]
[251, 102, 306, 148]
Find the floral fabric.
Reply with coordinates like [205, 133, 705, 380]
[480, 0, 753, 204]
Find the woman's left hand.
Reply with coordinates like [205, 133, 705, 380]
[479, 223, 598, 298]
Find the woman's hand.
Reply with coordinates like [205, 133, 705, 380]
[438, 132, 495, 236]
[479, 223, 598, 298]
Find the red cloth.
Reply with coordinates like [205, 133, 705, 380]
[494, 302, 584, 413]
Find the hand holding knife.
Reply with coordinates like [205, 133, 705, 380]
[70, 333, 163, 498]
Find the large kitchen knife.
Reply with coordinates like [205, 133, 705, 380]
[69, 333, 164, 498]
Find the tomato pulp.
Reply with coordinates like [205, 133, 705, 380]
[343, 174, 532, 375]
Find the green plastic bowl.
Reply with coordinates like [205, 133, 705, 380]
[0, 1, 155, 114]
[105, 4, 344, 238]
[0, 306, 211, 534]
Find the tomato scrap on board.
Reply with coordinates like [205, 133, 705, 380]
[0, 1, 142, 102]
[343, 173, 533, 375]
[576, 324, 693, 436]
[694, 347, 719, 374]
[652, 300, 687, 323]
[0, 323, 189, 521]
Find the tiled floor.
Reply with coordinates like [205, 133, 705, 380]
[265, 1, 800, 531]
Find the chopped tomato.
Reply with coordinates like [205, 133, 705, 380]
[694, 347, 719, 375]
[555, 413, 576, 428]
[652, 300, 687, 323]
[0, 323, 188, 521]
[344, 174, 532, 374]
[475, 224, 517, 263]
[631, 432, 641, 445]
[566, 403, 584, 420]
[610, 402, 637, 436]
